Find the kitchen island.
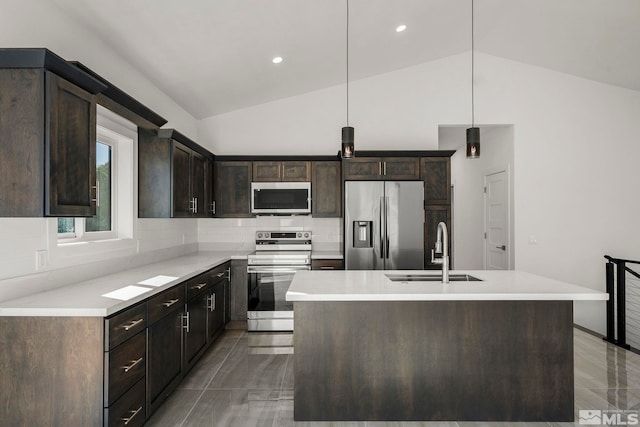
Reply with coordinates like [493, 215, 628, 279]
[286, 270, 608, 422]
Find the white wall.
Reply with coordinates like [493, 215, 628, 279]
[0, 1, 201, 302]
[197, 53, 471, 155]
[198, 52, 640, 334]
[441, 126, 514, 270]
[0, 0, 197, 138]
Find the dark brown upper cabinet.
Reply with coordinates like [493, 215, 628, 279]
[0, 49, 107, 217]
[421, 157, 451, 205]
[138, 129, 212, 218]
[312, 161, 341, 217]
[253, 161, 311, 182]
[213, 161, 252, 218]
[342, 157, 419, 181]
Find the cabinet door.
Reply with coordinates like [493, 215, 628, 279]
[229, 259, 248, 321]
[204, 158, 214, 217]
[382, 157, 420, 180]
[191, 151, 206, 217]
[147, 309, 183, 415]
[184, 291, 208, 372]
[421, 157, 451, 205]
[282, 161, 311, 181]
[46, 72, 96, 217]
[253, 161, 282, 182]
[424, 205, 452, 269]
[172, 143, 191, 217]
[0, 69, 44, 217]
[312, 161, 341, 217]
[342, 157, 383, 180]
[207, 279, 226, 341]
[213, 161, 252, 217]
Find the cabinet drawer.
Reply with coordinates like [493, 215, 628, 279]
[311, 259, 344, 270]
[104, 377, 145, 427]
[105, 302, 147, 350]
[148, 285, 184, 324]
[105, 330, 146, 406]
[210, 262, 230, 285]
[186, 272, 210, 301]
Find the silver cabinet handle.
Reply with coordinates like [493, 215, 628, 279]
[91, 182, 100, 206]
[193, 283, 207, 290]
[383, 161, 387, 176]
[216, 272, 225, 278]
[122, 318, 144, 331]
[189, 198, 194, 213]
[207, 294, 216, 311]
[183, 312, 190, 333]
[121, 406, 143, 425]
[162, 299, 179, 308]
[123, 357, 143, 373]
[226, 268, 230, 280]
[194, 197, 198, 214]
[319, 266, 335, 270]
[378, 161, 382, 175]
[210, 201, 216, 215]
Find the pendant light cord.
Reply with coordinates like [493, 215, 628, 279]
[471, 0, 475, 127]
[346, 0, 350, 126]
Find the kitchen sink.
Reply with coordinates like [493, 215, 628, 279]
[385, 273, 482, 282]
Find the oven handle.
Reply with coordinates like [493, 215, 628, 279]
[247, 266, 311, 274]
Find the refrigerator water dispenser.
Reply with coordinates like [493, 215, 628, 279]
[353, 221, 373, 248]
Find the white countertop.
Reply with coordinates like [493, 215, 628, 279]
[0, 250, 252, 317]
[286, 270, 609, 302]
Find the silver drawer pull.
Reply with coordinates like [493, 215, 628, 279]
[162, 299, 179, 308]
[216, 272, 225, 278]
[122, 318, 144, 331]
[123, 357, 143, 373]
[193, 283, 206, 290]
[121, 406, 143, 425]
[319, 266, 335, 270]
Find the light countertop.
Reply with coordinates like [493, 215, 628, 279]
[286, 270, 609, 302]
[0, 250, 252, 317]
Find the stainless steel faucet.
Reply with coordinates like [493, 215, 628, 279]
[430, 221, 449, 283]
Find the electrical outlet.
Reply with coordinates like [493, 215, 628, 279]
[36, 250, 47, 270]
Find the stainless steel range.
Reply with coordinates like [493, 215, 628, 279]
[247, 231, 311, 331]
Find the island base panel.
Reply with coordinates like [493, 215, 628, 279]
[293, 300, 573, 422]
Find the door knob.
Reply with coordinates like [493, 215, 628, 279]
[496, 245, 506, 251]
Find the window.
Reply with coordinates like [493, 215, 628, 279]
[57, 106, 135, 244]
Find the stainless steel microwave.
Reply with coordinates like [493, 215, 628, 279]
[251, 182, 311, 215]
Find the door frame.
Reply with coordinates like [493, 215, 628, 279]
[483, 165, 512, 270]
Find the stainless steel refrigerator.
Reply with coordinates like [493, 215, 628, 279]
[345, 181, 424, 270]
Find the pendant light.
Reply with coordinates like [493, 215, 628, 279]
[466, 0, 480, 159]
[341, 0, 354, 159]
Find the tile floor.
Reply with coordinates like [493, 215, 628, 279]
[145, 327, 640, 427]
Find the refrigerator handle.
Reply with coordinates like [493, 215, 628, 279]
[385, 196, 390, 259]
[380, 196, 385, 259]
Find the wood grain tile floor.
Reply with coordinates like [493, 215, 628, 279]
[145, 327, 640, 427]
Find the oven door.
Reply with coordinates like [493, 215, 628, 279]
[247, 265, 310, 331]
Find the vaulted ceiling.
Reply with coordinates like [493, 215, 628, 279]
[50, 0, 640, 119]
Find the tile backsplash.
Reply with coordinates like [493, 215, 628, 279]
[198, 217, 342, 251]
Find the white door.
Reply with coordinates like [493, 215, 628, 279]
[484, 170, 509, 270]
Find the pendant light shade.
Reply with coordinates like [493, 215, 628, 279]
[342, 126, 354, 158]
[341, 0, 354, 159]
[466, 0, 480, 159]
[466, 127, 480, 158]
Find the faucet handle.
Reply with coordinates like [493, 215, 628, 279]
[431, 249, 443, 264]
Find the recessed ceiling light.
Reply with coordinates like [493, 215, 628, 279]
[396, 24, 407, 33]
[272, 56, 283, 64]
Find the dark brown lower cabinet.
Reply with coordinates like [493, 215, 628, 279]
[0, 262, 230, 426]
[184, 288, 209, 373]
[147, 305, 184, 416]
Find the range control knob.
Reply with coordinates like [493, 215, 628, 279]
[265, 233, 270, 238]
[304, 232, 310, 238]
[297, 232, 302, 238]
[257, 233, 263, 239]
